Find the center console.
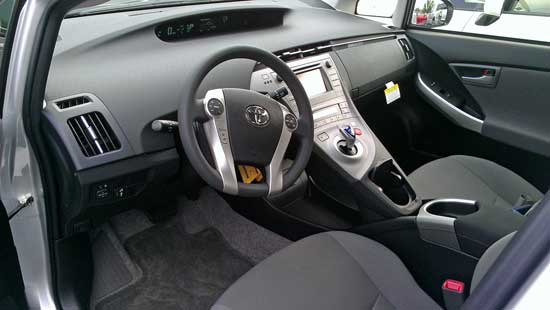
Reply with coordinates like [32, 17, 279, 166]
[251, 53, 421, 219]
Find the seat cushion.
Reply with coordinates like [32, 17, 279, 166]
[408, 155, 542, 209]
[211, 231, 440, 310]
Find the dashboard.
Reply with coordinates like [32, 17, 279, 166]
[43, 0, 415, 230]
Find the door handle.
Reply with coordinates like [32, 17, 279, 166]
[461, 74, 496, 85]
[450, 64, 501, 88]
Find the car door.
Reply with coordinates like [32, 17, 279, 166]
[0, 0, 29, 309]
[405, 0, 550, 162]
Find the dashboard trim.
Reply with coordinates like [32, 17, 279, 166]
[43, 93, 135, 171]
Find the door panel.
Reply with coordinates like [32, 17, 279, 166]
[407, 29, 550, 156]
[407, 30, 550, 70]
[467, 67, 550, 156]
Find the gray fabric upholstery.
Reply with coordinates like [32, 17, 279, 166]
[211, 231, 441, 310]
[471, 232, 515, 293]
[408, 155, 542, 209]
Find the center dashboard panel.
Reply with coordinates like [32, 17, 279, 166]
[250, 34, 415, 182]
[250, 36, 420, 217]
[251, 53, 375, 181]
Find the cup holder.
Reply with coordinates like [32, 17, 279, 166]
[424, 199, 479, 218]
[369, 159, 415, 206]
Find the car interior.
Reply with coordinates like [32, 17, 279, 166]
[28, 0, 550, 309]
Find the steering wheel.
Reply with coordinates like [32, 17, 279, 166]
[178, 46, 314, 197]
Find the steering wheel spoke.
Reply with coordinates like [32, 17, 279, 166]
[202, 89, 239, 195]
[265, 104, 297, 195]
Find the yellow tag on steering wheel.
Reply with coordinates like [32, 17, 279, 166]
[238, 165, 264, 184]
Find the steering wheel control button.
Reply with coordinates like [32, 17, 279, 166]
[207, 98, 224, 116]
[272, 72, 283, 82]
[317, 132, 329, 142]
[245, 105, 270, 127]
[284, 114, 298, 131]
[218, 129, 229, 144]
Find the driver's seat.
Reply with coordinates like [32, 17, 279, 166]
[212, 231, 513, 310]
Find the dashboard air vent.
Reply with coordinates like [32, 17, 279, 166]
[277, 41, 332, 61]
[56, 96, 90, 109]
[67, 112, 121, 157]
[398, 39, 414, 61]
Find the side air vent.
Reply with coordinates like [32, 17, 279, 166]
[56, 96, 90, 109]
[67, 112, 121, 157]
[398, 39, 414, 61]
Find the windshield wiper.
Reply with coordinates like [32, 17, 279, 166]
[66, 0, 247, 18]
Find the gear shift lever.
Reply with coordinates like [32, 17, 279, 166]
[338, 125, 357, 155]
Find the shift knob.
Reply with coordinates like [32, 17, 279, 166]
[339, 125, 356, 150]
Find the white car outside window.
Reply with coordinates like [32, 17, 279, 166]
[356, 0, 550, 43]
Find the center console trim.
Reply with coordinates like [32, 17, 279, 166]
[417, 198, 477, 252]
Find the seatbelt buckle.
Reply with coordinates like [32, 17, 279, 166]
[442, 279, 465, 310]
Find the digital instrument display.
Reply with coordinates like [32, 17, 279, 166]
[297, 69, 327, 98]
[156, 11, 283, 42]
[313, 105, 341, 121]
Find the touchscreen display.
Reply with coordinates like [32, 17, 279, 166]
[297, 69, 327, 98]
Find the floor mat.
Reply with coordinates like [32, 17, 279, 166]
[178, 187, 291, 264]
[90, 225, 142, 307]
[95, 222, 253, 310]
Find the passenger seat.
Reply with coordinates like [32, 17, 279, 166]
[408, 155, 543, 210]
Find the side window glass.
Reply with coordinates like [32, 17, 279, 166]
[0, 0, 17, 68]
[409, 0, 550, 43]
[356, 0, 399, 17]
[507, 0, 550, 15]
[410, 0, 456, 27]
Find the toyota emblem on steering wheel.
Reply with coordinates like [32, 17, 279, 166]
[245, 105, 270, 127]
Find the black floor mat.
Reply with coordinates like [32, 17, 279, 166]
[96, 223, 253, 310]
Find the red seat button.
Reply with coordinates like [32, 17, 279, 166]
[443, 279, 464, 293]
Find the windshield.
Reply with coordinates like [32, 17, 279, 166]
[69, 0, 244, 16]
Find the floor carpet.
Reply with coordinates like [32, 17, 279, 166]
[96, 222, 253, 310]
